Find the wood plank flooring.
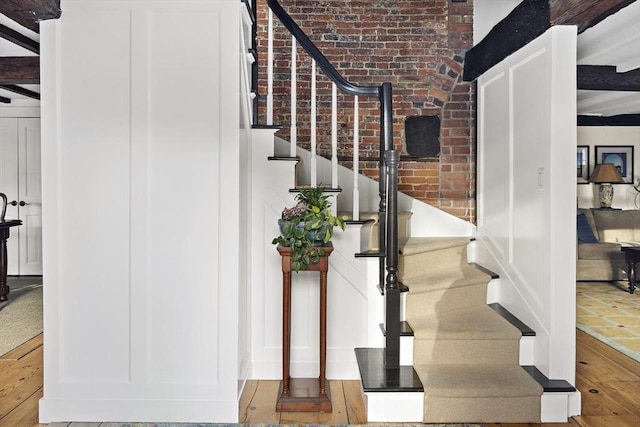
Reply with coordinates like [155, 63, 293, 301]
[3, 330, 640, 426]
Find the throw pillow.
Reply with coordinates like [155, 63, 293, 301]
[577, 213, 598, 243]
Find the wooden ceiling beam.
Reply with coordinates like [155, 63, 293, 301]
[0, 57, 40, 84]
[0, 23, 39, 54]
[0, 0, 61, 33]
[550, 0, 636, 33]
[0, 85, 40, 100]
[577, 65, 640, 91]
[463, 0, 635, 82]
[463, 0, 550, 82]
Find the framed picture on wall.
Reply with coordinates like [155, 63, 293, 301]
[577, 146, 589, 184]
[595, 145, 635, 184]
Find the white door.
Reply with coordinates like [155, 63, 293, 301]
[0, 117, 42, 275]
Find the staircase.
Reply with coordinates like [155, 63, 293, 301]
[399, 237, 542, 423]
[252, 0, 576, 423]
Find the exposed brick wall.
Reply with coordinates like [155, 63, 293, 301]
[256, 0, 476, 223]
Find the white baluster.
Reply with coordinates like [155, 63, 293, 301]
[290, 37, 297, 157]
[331, 83, 338, 190]
[267, 9, 274, 125]
[310, 59, 317, 187]
[353, 96, 360, 221]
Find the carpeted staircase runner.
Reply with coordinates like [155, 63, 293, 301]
[399, 237, 543, 423]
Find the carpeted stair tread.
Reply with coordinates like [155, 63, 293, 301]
[408, 305, 521, 341]
[402, 263, 492, 292]
[414, 363, 544, 398]
[400, 236, 470, 256]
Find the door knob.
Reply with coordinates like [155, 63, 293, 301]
[19, 201, 27, 206]
[9, 200, 17, 206]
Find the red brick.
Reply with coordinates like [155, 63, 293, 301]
[257, 0, 475, 223]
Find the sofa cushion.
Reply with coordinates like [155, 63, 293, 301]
[593, 209, 640, 243]
[577, 213, 598, 243]
[577, 242, 625, 260]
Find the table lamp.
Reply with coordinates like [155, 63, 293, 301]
[589, 163, 624, 208]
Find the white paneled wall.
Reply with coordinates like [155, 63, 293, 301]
[474, 27, 580, 419]
[39, 0, 245, 422]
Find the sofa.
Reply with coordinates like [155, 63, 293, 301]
[577, 208, 640, 281]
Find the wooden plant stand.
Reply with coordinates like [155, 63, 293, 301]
[276, 243, 334, 412]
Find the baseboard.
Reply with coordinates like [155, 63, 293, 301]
[39, 397, 239, 423]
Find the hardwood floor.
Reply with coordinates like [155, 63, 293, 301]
[3, 330, 640, 426]
[0, 334, 45, 427]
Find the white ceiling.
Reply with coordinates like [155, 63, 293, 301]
[0, 13, 39, 107]
[576, 0, 640, 116]
[0, 2, 639, 115]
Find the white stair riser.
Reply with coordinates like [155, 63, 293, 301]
[400, 335, 533, 367]
[365, 390, 572, 423]
[400, 336, 413, 366]
[364, 391, 424, 422]
[423, 395, 541, 423]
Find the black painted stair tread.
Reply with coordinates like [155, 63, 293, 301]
[267, 156, 300, 161]
[379, 321, 414, 337]
[489, 303, 536, 337]
[522, 366, 576, 392]
[290, 186, 341, 193]
[354, 250, 383, 258]
[355, 348, 423, 392]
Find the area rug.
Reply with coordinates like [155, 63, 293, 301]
[576, 281, 640, 363]
[48, 424, 486, 427]
[0, 277, 43, 356]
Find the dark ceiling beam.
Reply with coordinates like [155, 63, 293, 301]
[0, 23, 39, 54]
[0, 57, 40, 84]
[0, 85, 40, 100]
[550, 0, 637, 33]
[0, 0, 61, 33]
[0, 96, 11, 104]
[463, 0, 550, 82]
[463, 0, 635, 82]
[577, 66, 640, 91]
[578, 114, 640, 126]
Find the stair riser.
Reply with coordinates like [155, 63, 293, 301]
[423, 395, 541, 423]
[362, 214, 411, 251]
[405, 282, 487, 316]
[399, 245, 467, 280]
[413, 339, 520, 365]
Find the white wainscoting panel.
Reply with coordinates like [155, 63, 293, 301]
[476, 26, 578, 389]
[40, 0, 243, 422]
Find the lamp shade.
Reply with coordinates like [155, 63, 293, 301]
[589, 163, 624, 184]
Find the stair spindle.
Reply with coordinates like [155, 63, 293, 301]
[311, 59, 317, 187]
[267, 9, 274, 125]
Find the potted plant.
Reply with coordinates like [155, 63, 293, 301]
[272, 186, 346, 272]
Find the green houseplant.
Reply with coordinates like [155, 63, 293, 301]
[272, 186, 346, 272]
